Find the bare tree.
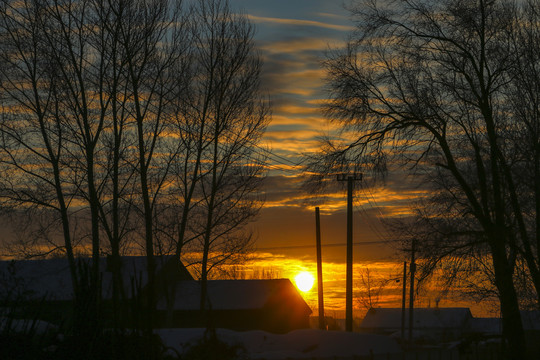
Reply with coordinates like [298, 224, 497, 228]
[357, 267, 389, 311]
[312, 0, 540, 357]
[0, 0, 81, 295]
[113, 0, 187, 334]
[167, 0, 269, 311]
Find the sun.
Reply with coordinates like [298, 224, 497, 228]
[294, 272, 315, 292]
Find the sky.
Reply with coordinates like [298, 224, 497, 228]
[230, 0, 406, 259]
[224, 2, 416, 258]
[219, 0, 477, 318]
[0, 0, 494, 319]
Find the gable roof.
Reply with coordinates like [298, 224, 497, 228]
[360, 307, 472, 330]
[157, 279, 312, 315]
[0, 256, 192, 301]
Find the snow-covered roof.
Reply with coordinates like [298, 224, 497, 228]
[0, 256, 188, 301]
[157, 279, 311, 314]
[470, 317, 502, 334]
[360, 307, 472, 330]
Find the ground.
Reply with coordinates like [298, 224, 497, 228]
[156, 328, 401, 359]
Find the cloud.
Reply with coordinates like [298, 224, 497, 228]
[247, 14, 355, 32]
[274, 104, 319, 116]
[262, 67, 327, 98]
[315, 12, 350, 20]
[260, 37, 343, 54]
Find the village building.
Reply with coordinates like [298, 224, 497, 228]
[470, 311, 540, 354]
[359, 307, 473, 342]
[0, 256, 192, 327]
[0, 256, 192, 301]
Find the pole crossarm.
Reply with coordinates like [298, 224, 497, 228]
[336, 172, 362, 182]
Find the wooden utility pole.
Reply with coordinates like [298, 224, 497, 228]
[337, 172, 362, 332]
[401, 261, 407, 341]
[408, 240, 416, 344]
[315, 207, 325, 330]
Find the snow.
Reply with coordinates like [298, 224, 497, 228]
[156, 328, 402, 359]
[0, 317, 57, 334]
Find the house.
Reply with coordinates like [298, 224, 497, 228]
[0, 256, 192, 301]
[156, 279, 312, 333]
[359, 307, 473, 342]
[0, 256, 193, 326]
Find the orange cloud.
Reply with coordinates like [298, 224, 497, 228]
[261, 37, 344, 54]
[274, 104, 320, 116]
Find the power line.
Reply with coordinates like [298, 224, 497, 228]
[255, 143, 306, 167]
[355, 182, 394, 242]
[256, 240, 399, 251]
[210, 130, 306, 174]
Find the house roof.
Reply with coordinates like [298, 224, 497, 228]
[360, 307, 473, 330]
[471, 317, 502, 334]
[157, 279, 312, 315]
[0, 256, 192, 301]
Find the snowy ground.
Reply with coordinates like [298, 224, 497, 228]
[0, 318, 57, 334]
[156, 328, 402, 360]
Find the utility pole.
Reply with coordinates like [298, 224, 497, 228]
[315, 207, 325, 330]
[401, 261, 407, 341]
[408, 240, 416, 345]
[337, 172, 362, 332]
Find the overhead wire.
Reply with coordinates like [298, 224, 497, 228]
[355, 181, 395, 242]
[256, 240, 395, 252]
[254, 142, 307, 167]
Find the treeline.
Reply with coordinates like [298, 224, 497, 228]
[0, 0, 268, 343]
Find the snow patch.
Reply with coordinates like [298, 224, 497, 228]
[156, 328, 401, 359]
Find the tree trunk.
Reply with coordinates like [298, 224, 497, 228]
[490, 233, 526, 360]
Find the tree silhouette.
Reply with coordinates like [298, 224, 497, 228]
[313, 0, 540, 357]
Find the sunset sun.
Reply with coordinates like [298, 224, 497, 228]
[294, 272, 315, 292]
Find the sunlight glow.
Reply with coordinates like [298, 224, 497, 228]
[294, 271, 315, 292]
